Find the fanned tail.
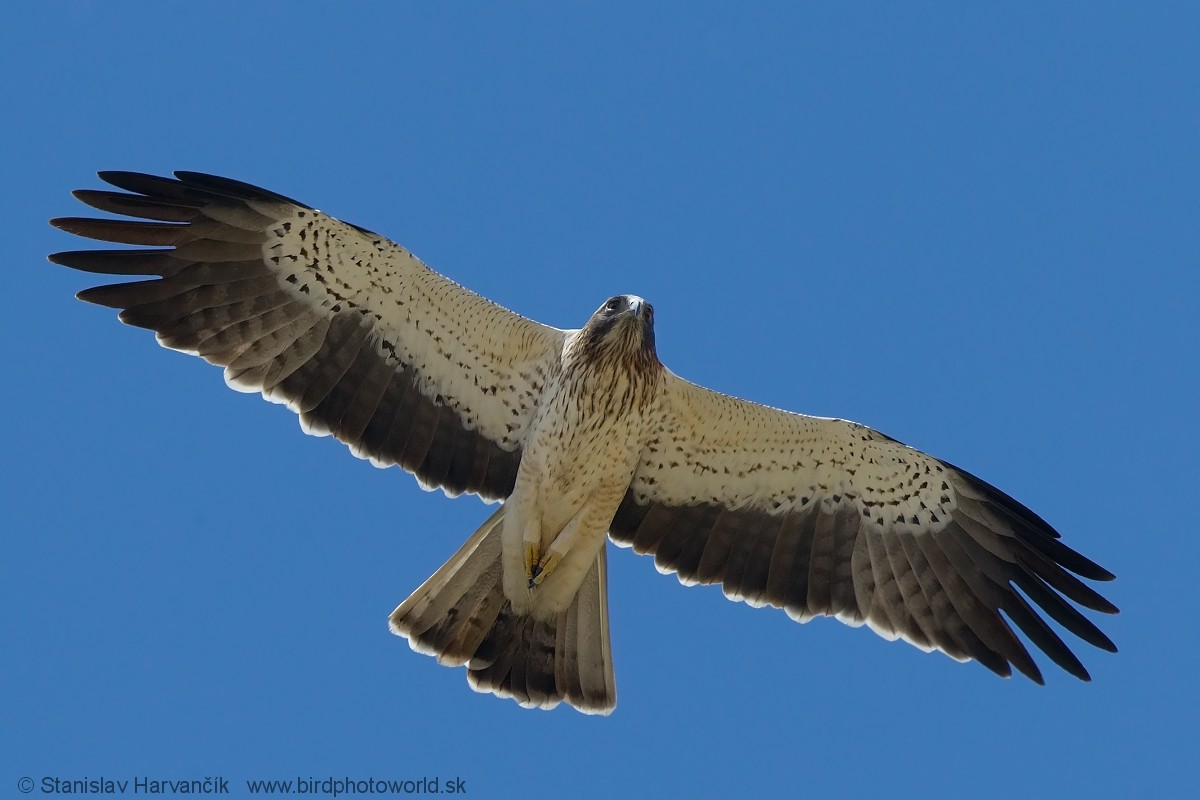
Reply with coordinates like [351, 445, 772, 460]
[389, 506, 617, 715]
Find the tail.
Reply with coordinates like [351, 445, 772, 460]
[389, 506, 617, 715]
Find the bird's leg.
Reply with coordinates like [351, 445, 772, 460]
[520, 506, 545, 589]
[528, 501, 607, 588]
[524, 540, 542, 587]
[501, 468, 547, 592]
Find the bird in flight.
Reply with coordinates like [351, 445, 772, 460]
[50, 171, 1117, 715]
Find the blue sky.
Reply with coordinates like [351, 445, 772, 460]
[4, 3, 1196, 798]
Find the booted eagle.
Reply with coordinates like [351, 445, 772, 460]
[50, 171, 1117, 715]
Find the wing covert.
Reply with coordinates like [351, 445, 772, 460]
[50, 171, 567, 500]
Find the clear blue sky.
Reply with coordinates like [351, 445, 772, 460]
[4, 3, 1196, 798]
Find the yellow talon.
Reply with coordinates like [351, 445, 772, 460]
[531, 551, 563, 587]
[524, 542, 540, 584]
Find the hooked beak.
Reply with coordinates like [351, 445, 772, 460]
[628, 297, 645, 318]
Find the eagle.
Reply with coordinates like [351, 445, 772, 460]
[49, 171, 1117, 715]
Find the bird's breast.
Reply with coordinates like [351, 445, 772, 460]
[522, 369, 652, 527]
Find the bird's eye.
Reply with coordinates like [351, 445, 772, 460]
[604, 297, 622, 312]
[645, 304, 654, 320]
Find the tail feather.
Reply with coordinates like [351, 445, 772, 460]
[436, 567, 509, 665]
[568, 550, 617, 710]
[389, 506, 617, 715]
[391, 507, 505, 665]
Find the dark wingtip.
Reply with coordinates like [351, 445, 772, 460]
[173, 170, 312, 209]
[97, 170, 170, 190]
[1041, 540, 1115, 582]
[74, 285, 120, 307]
[1010, 652, 1045, 685]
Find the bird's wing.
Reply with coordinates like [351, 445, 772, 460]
[50, 171, 568, 500]
[610, 369, 1117, 682]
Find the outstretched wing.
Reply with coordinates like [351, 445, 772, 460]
[50, 171, 567, 500]
[610, 370, 1117, 682]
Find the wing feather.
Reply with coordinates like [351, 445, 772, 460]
[608, 371, 1116, 681]
[765, 511, 817, 619]
[723, 512, 780, 607]
[863, 529, 905, 639]
[51, 171, 568, 500]
[879, 531, 936, 650]
[896, 533, 978, 663]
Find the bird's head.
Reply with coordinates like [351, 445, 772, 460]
[577, 294, 659, 367]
